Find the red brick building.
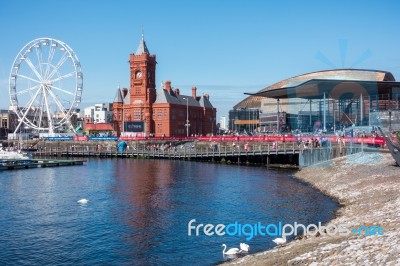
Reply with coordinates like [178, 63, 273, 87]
[113, 35, 216, 137]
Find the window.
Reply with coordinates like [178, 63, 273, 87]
[157, 110, 162, 120]
[1, 118, 7, 128]
[157, 123, 162, 132]
[134, 109, 141, 120]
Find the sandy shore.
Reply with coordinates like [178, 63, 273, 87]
[225, 152, 400, 265]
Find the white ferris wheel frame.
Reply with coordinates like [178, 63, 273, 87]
[9, 37, 83, 135]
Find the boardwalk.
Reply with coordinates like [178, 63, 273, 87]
[33, 142, 300, 158]
[30, 140, 382, 168]
[32, 142, 301, 167]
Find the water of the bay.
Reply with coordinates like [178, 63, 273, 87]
[0, 159, 338, 265]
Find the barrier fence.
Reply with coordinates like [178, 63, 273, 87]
[47, 135, 386, 145]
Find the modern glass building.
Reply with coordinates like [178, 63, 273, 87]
[231, 69, 400, 134]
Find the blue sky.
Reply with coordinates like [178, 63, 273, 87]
[1, 0, 400, 119]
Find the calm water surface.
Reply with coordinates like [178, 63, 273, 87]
[0, 159, 338, 265]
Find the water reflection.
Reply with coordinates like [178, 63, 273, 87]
[110, 159, 338, 265]
[112, 159, 176, 263]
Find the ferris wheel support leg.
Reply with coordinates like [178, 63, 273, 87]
[68, 121, 76, 133]
[43, 90, 55, 136]
[13, 119, 25, 134]
[12, 86, 42, 134]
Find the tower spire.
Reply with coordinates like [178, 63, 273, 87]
[136, 29, 149, 55]
[113, 84, 123, 103]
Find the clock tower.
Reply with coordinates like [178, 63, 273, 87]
[129, 33, 156, 135]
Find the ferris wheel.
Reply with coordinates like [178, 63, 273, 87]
[9, 37, 83, 135]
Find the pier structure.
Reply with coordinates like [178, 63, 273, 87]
[28, 139, 382, 168]
[0, 159, 84, 171]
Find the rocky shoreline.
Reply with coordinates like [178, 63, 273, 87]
[225, 152, 400, 265]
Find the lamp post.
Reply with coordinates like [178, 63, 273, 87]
[211, 114, 214, 136]
[183, 97, 190, 137]
[277, 99, 280, 134]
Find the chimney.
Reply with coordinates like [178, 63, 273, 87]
[164, 80, 172, 94]
[122, 88, 128, 98]
[204, 93, 209, 100]
[173, 88, 180, 95]
[192, 86, 197, 98]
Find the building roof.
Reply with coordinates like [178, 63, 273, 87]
[233, 96, 264, 110]
[235, 69, 399, 109]
[84, 123, 114, 131]
[199, 95, 213, 108]
[136, 34, 149, 55]
[249, 79, 400, 100]
[154, 89, 214, 108]
[123, 92, 130, 105]
[113, 88, 123, 103]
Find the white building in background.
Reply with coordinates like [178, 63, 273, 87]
[220, 116, 227, 130]
[84, 103, 113, 124]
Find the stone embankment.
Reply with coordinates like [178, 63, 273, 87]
[226, 152, 400, 265]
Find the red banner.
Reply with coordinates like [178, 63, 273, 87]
[67, 134, 386, 145]
[73, 136, 88, 141]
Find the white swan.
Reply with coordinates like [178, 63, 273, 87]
[239, 242, 250, 252]
[77, 198, 89, 204]
[221, 244, 240, 255]
[272, 235, 287, 245]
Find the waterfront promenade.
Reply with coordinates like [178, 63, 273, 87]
[33, 141, 300, 158]
[26, 139, 380, 168]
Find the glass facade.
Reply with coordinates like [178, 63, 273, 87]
[228, 108, 260, 133]
[230, 92, 400, 134]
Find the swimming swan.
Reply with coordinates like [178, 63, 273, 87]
[77, 198, 89, 204]
[272, 235, 287, 245]
[221, 244, 240, 255]
[239, 243, 250, 252]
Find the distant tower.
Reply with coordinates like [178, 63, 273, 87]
[112, 84, 124, 135]
[129, 33, 157, 135]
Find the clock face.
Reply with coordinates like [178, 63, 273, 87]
[136, 71, 142, 78]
